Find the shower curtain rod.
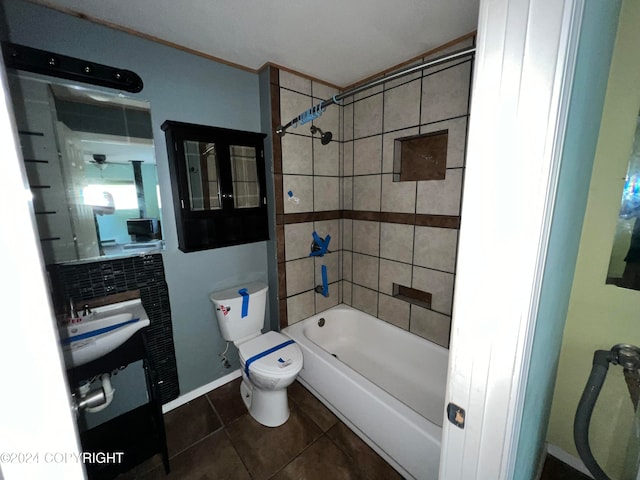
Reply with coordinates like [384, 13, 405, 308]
[276, 46, 475, 136]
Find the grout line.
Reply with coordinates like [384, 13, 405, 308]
[223, 427, 254, 479]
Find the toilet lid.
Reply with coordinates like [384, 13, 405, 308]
[239, 331, 303, 377]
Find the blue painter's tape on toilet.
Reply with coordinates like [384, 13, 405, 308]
[238, 288, 249, 318]
[244, 339, 295, 378]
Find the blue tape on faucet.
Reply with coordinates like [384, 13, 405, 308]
[310, 231, 331, 257]
[244, 339, 295, 378]
[238, 288, 249, 318]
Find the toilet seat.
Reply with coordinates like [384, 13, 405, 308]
[239, 331, 303, 378]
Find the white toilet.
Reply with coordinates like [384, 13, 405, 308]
[209, 282, 303, 427]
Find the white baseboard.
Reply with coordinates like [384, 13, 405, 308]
[161, 369, 241, 414]
[546, 443, 594, 478]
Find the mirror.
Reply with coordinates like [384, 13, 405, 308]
[7, 72, 163, 264]
[607, 114, 640, 289]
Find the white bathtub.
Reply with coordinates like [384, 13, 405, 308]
[282, 304, 449, 480]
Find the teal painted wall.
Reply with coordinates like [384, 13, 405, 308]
[3, 0, 270, 397]
[513, 1, 622, 477]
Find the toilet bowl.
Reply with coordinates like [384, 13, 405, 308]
[237, 330, 303, 426]
[210, 282, 303, 427]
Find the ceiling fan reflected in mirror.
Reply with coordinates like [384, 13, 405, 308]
[91, 153, 109, 170]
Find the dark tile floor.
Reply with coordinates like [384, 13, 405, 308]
[117, 378, 402, 479]
[115, 376, 589, 480]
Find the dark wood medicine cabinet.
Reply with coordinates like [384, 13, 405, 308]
[161, 121, 268, 252]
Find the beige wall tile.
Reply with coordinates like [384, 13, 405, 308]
[353, 135, 382, 175]
[382, 127, 419, 173]
[380, 222, 414, 264]
[342, 177, 353, 210]
[354, 85, 383, 101]
[343, 141, 354, 176]
[313, 138, 339, 176]
[280, 89, 312, 126]
[353, 93, 383, 139]
[412, 266, 454, 315]
[342, 219, 353, 251]
[352, 253, 379, 290]
[315, 282, 340, 313]
[353, 175, 381, 211]
[312, 105, 340, 142]
[281, 134, 313, 175]
[279, 71, 311, 95]
[421, 61, 471, 124]
[383, 79, 421, 132]
[342, 281, 352, 305]
[286, 257, 314, 296]
[379, 258, 412, 295]
[313, 176, 340, 211]
[283, 175, 313, 213]
[284, 222, 314, 261]
[413, 226, 458, 273]
[343, 103, 353, 142]
[315, 219, 341, 251]
[352, 220, 380, 256]
[378, 294, 410, 330]
[383, 68, 422, 90]
[315, 252, 340, 287]
[415, 168, 463, 216]
[287, 291, 315, 324]
[312, 81, 339, 100]
[410, 305, 451, 348]
[342, 251, 352, 281]
[381, 174, 416, 213]
[352, 285, 378, 317]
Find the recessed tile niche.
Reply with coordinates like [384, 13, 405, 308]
[394, 130, 449, 181]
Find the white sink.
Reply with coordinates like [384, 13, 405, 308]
[59, 298, 150, 368]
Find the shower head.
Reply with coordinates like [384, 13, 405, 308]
[310, 126, 333, 145]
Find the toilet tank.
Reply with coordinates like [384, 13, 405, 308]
[210, 282, 268, 344]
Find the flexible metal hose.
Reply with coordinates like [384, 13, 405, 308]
[574, 349, 613, 480]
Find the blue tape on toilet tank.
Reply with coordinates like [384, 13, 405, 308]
[244, 339, 295, 378]
[238, 288, 249, 318]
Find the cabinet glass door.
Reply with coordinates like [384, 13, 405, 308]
[183, 140, 222, 211]
[229, 145, 260, 208]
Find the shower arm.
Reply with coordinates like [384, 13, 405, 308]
[275, 46, 476, 136]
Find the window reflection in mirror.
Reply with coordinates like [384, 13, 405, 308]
[7, 72, 163, 264]
[607, 114, 640, 289]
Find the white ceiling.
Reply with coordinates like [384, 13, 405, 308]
[37, 0, 479, 87]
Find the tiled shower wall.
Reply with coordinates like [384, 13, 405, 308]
[272, 69, 344, 326]
[342, 38, 473, 348]
[273, 35, 473, 348]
